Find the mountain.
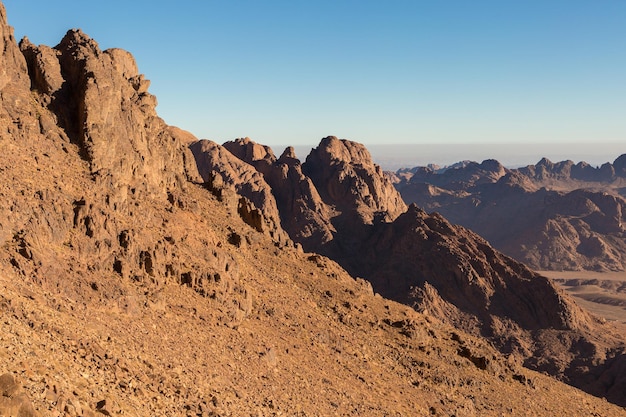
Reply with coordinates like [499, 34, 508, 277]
[193, 134, 626, 405]
[393, 156, 626, 271]
[1, 3, 626, 415]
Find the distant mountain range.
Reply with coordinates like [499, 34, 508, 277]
[390, 156, 626, 271]
[366, 143, 626, 171]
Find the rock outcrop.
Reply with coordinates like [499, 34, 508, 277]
[193, 136, 406, 254]
[1, 19, 246, 312]
[615, 154, 626, 178]
[221, 137, 335, 250]
[0, 3, 29, 96]
[303, 136, 407, 224]
[189, 139, 293, 244]
[19, 29, 200, 199]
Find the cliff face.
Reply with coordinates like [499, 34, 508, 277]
[0, 4, 32, 148]
[0, 3, 28, 96]
[2, 26, 209, 288]
[19, 30, 199, 197]
[0, 17, 240, 304]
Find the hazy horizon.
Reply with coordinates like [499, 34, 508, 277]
[287, 142, 625, 171]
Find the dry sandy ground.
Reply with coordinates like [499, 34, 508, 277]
[540, 270, 626, 325]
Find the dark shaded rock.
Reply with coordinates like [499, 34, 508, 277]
[614, 154, 626, 178]
[221, 138, 335, 251]
[189, 139, 291, 244]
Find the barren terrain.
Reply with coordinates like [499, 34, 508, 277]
[2, 3, 626, 415]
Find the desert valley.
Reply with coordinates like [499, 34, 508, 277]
[1, 2, 626, 416]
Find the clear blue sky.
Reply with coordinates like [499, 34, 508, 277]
[3, 0, 626, 151]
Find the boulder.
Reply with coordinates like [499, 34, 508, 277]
[0, 373, 39, 417]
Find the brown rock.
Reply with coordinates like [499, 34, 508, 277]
[221, 138, 335, 251]
[222, 137, 276, 171]
[39, 28, 199, 197]
[303, 136, 406, 225]
[0, 374, 39, 417]
[0, 373, 19, 397]
[189, 139, 289, 242]
[19, 37, 63, 96]
[0, 3, 29, 93]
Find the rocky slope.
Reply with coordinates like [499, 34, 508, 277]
[193, 136, 626, 405]
[1, 2, 626, 415]
[392, 156, 626, 271]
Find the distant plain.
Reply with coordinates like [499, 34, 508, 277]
[540, 270, 626, 325]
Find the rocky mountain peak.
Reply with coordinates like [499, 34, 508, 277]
[278, 145, 298, 163]
[57, 28, 100, 59]
[480, 158, 505, 173]
[614, 153, 626, 177]
[303, 136, 407, 224]
[536, 157, 553, 167]
[308, 135, 375, 167]
[17, 27, 198, 200]
[19, 36, 62, 96]
[193, 137, 335, 251]
[223, 137, 276, 165]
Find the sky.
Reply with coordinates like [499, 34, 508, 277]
[3, 1, 626, 167]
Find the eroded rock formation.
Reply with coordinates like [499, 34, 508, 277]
[1, 18, 247, 312]
[192, 136, 407, 254]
